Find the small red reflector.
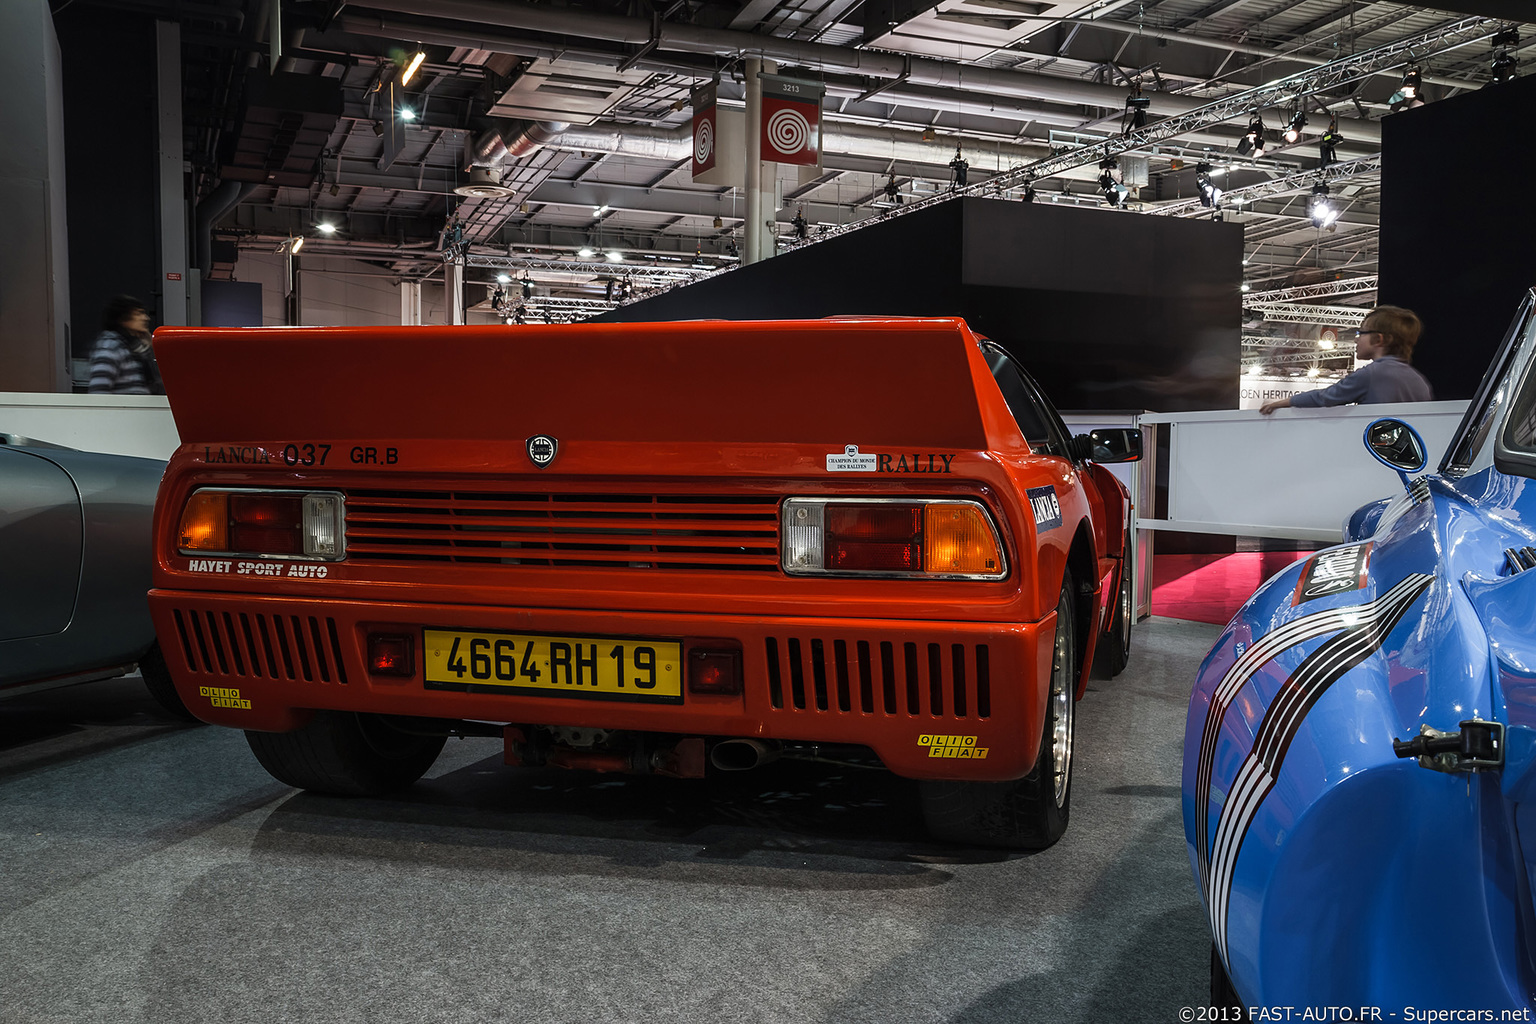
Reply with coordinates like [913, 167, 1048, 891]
[367, 634, 414, 677]
[688, 648, 741, 695]
[825, 503, 922, 571]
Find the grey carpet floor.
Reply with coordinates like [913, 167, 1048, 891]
[0, 616, 1222, 1024]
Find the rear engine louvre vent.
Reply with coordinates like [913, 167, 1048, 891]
[344, 489, 780, 572]
[171, 607, 347, 685]
[1504, 547, 1536, 575]
[765, 637, 990, 719]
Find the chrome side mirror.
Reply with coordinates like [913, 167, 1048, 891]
[1364, 417, 1428, 486]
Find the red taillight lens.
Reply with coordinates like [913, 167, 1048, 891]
[367, 633, 414, 677]
[688, 648, 741, 695]
[825, 504, 922, 571]
[228, 494, 303, 554]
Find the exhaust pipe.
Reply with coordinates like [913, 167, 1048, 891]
[710, 738, 781, 771]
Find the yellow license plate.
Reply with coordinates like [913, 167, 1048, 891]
[423, 629, 682, 703]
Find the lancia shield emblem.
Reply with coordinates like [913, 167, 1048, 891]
[526, 435, 558, 468]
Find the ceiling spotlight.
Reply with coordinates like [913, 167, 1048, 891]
[578, 246, 596, 258]
[712, 214, 724, 228]
[400, 106, 417, 122]
[1308, 183, 1340, 229]
[401, 50, 426, 87]
[1125, 83, 1151, 131]
[316, 222, 337, 235]
[1307, 366, 1321, 378]
[1319, 337, 1335, 350]
[1491, 30, 1519, 83]
[1283, 109, 1307, 144]
[1021, 183, 1037, 203]
[1195, 162, 1222, 209]
[1390, 66, 1425, 112]
[606, 250, 624, 262]
[496, 273, 511, 284]
[1098, 163, 1128, 207]
[1240, 281, 1251, 293]
[1236, 118, 1266, 158]
[286, 235, 304, 254]
[1319, 120, 1344, 167]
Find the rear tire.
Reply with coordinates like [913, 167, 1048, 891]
[919, 574, 1077, 849]
[138, 642, 199, 722]
[245, 712, 447, 796]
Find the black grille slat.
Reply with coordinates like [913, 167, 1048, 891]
[203, 611, 229, 674]
[766, 638, 784, 709]
[238, 615, 263, 679]
[927, 643, 944, 716]
[272, 615, 297, 679]
[222, 613, 247, 677]
[833, 639, 851, 713]
[172, 609, 197, 672]
[880, 642, 897, 714]
[857, 641, 873, 713]
[327, 619, 349, 685]
[952, 644, 968, 718]
[256, 615, 280, 678]
[288, 616, 314, 682]
[788, 638, 807, 710]
[903, 643, 920, 715]
[344, 488, 780, 572]
[977, 645, 991, 718]
[308, 617, 331, 683]
[810, 639, 829, 711]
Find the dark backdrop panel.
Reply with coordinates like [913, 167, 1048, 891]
[202, 281, 263, 327]
[960, 201, 1241, 410]
[1379, 74, 1536, 401]
[55, 8, 160, 358]
[596, 201, 965, 321]
[599, 197, 1240, 411]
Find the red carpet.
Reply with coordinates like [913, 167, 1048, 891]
[1151, 551, 1312, 626]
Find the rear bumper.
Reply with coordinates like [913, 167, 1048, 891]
[148, 589, 1052, 781]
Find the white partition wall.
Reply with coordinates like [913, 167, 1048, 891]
[1140, 400, 1468, 542]
[0, 393, 179, 460]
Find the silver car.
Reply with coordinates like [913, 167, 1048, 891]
[1, 433, 189, 716]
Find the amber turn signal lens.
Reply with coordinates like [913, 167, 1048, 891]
[923, 503, 1002, 574]
[178, 491, 229, 551]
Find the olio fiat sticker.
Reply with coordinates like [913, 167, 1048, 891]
[527, 435, 558, 467]
[1028, 485, 1063, 531]
[1293, 542, 1372, 604]
[919, 734, 990, 759]
[199, 686, 251, 710]
[827, 444, 878, 472]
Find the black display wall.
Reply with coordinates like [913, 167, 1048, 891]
[1378, 73, 1536, 401]
[595, 197, 1242, 411]
[54, 7, 161, 359]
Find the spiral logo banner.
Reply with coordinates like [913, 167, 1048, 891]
[760, 91, 821, 167]
[691, 84, 718, 178]
[767, 109, 810, 156]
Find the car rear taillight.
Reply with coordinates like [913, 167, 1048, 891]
[782, 498, 1006, 579]
[177, 488, 345, 559]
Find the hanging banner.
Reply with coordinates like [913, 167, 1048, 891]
[759, 74, 823, 168]
[691, 82, 717, 180]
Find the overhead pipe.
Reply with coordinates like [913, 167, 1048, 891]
[335, 13, 1381, 151]
[348, 0, 1382, 142]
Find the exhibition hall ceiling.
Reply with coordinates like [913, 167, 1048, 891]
[71, 0, 1530, 351]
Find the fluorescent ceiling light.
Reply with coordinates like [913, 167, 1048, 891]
[401, 51, 426, 86]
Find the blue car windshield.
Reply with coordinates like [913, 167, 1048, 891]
[1442, 292, 1536, 476]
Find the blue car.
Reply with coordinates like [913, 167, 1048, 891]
[1184, 292, 1536, 1010]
